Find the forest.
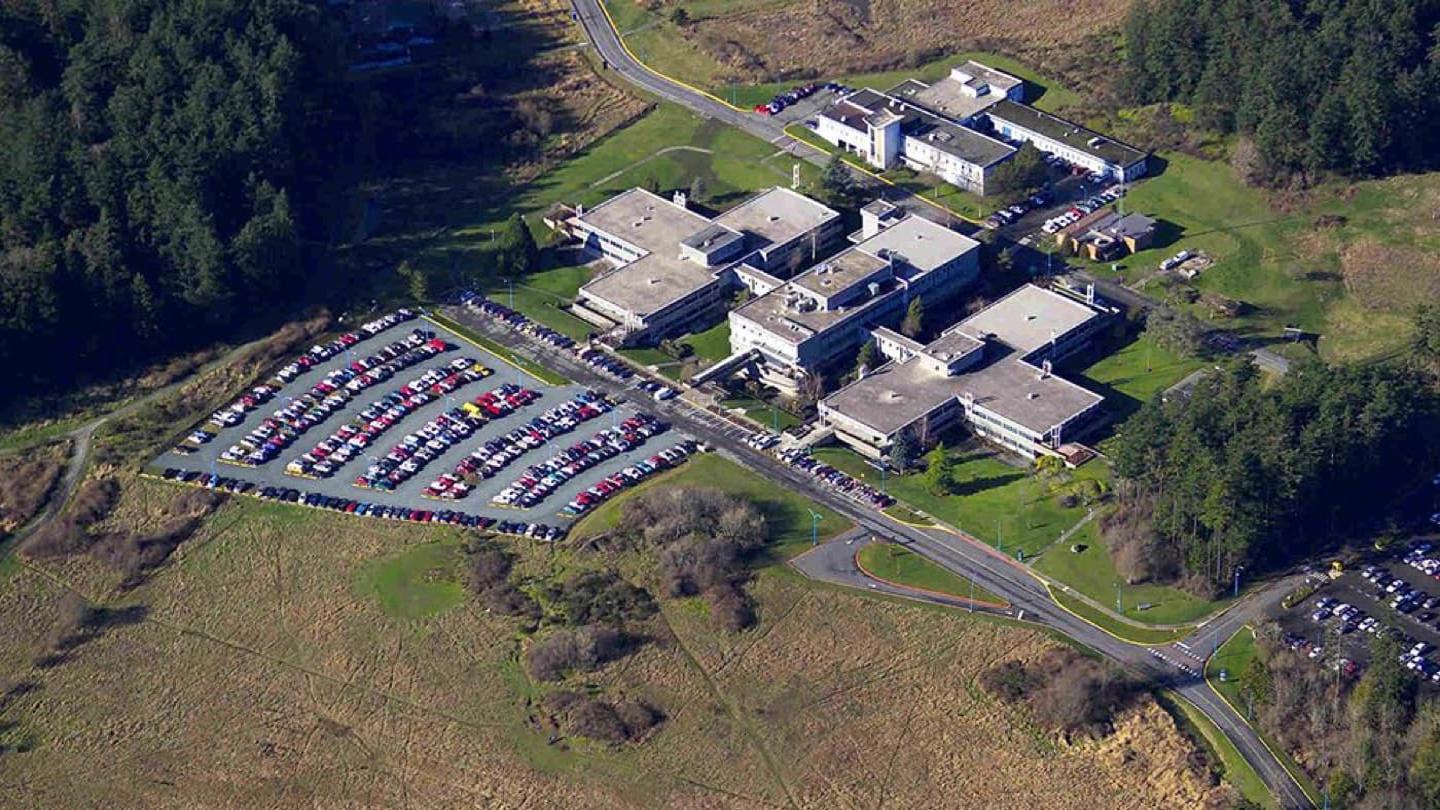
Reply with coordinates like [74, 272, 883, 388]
[1109, 360, 1440, 594]
[1121, 0, 1440, 181]
[0, 0, 357, 402]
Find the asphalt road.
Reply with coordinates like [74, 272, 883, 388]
[461, 299, 1314, 808]
[557, 8, 1314, 804]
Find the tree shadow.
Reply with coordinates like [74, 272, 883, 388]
[35, 604, 150, 670]
[949, 472, 1024, 497]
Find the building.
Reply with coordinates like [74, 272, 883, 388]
[818, 283, 1116, 461]
[564, 187, 842, 344]
[983, 100, 1148, 182]
[1056, 210, 1156, 261]
[728, 212, 981, 392]
[815, 88, 1015, 195]
[807, 60, 1148, 191]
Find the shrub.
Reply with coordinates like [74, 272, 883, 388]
[542, 690, 664, 743]
[525, 625, 634, 682]
[981, 649, 1137, 737]
[546, 570, 656, 626]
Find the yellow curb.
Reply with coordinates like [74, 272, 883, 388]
[1203, 626, 1321, 809]
[424, 314, 561, 386]
[854, 544, 1010, 609]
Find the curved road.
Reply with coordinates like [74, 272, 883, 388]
[556, 11, 1315, 804]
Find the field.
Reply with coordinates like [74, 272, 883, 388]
[1063, 331, 1207, 424]
[1032, 523, 1220, 626]
[1206, 626, 1260, 715]
[604, 0, 1126, 106]
[718, 396, 802, 431]
[570, 453, 848, 557]
[856, 542, 1004, 604]
[1113, 152, 1440, 363]
[811, 446, 1106, 558]
[0, 473, 1236, 808]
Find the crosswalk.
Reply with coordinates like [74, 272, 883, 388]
[1150, 645, 1203, 679]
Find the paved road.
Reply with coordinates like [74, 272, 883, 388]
[468, 302, 1313, 809]
[559, 8, 1313, 805]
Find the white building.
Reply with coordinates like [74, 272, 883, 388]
[728, 212, 981, 391]
[807, 60, 1147, 191]
[565, 187, 842, 344]
[819, 283, 1116, 461]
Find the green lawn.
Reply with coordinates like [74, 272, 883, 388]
[571, 452, 849, 557]
[1117, 152, 1417, 363]
[1032, 523, 1222, 625]
[616, 346, 672, 367]
[1206, 626, 1260, 715]
[856, 542, 1003, 604]
[719, 396, 800, 430]
[1048, 587, 1190, 645]
[1158, 691, 1276, 809]
[1064, 332, 1207, 424]
[679, 320, 731, 363]
[354, 540, 467, 620]
[490, 261, 597, 342]
[427, 313, 570, 386]
[812, 446, 1107, 558]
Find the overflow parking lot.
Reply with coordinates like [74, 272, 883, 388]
[149, 313, 697, 530]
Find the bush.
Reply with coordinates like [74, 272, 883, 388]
[463, 537, 538, 619]
[546, 570, 656, 626]
[69, 477, 120, 526]
[981, 648, 1137, 737]
[542, 690, 664, 743]
[524, 625, 635, 682]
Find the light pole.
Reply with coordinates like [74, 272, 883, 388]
[1233, 567, 1242, 599]
[507, 277, 515, 310]
[1115, 581, 1122, 613]
[807, 509, 822, 546]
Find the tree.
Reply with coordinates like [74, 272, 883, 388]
[888, 430, 917, 471]
[989, 142, 1048, 198]
[820, 154, 857, 206]
[669, 6, 690, 25]
[1143, 308, 1206, 358]
[399, 261, 432, 302]
[494, 213, 539, 278]
[923, 442, 952, 495]
[688, 175, 707, 204]
[854, 339, 876, 376]
[1414, 303, 1440, 365]
[901, 296, 924, 339]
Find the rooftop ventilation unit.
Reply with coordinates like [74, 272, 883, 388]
[1027, 392, 1039, 400]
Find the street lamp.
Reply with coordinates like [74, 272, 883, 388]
[807, 509, 822, 546]
[1115, 581, 1122, 613]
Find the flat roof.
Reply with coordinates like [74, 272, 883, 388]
[732, 279, 893, 346]
[580, 252, 719, 319]
[712, 187, 840, 251]
[890, 73, 1008, 123]
[854, 216, 979, 274]
[956, 61, 1023, 95]
[681, 223, 743, 252]
[790, 249, 889, 299]
[956, 284, 1099, 354]
[899, 107, 1015, 167]
[987, 100, 1147, 168]
[824, 344, 1102, 437]
[575, 188, 711, 254]
[922, 328, 984, 362]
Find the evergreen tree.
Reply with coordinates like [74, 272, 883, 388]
[820, 154, 857, 206]
[854, 339, 876, 376]
[494, 213, 539, 278]
[888, 430, 917, 471]
[923, 442, 951, 495]
[900, 296, 924, 339]
[689, 175, 707, 203]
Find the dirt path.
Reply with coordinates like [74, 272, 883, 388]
[587, 145, 715, 188]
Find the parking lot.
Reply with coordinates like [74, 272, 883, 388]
[1275, 539, 1440, 688]
[151, 311, 697, 532]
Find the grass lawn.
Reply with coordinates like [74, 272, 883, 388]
[1205, 626, 1259, 715]
[452, 103, 817, 242]
[679, 320, 731, 363]
[1157, 691, 1276, 809]
[719, 396, 801, 430]
[1064, 331, 1207, 425]
[1032, 523, 1222, 625]
[1116, 152, 1422, 363]
[616, 346, 673, 368]
[570, 452, 849, 557]
[857, 542, 1004, 604]
[353, 540, 467, 620]
[427, 313, 570, 386]
[491, 260, 597, 342]
[812, 446, 1108, 558]
[1048, 587, 1190, 645]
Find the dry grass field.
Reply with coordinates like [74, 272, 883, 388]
[0, 475, 1231, 808]
[626, 0, 1129, 94]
